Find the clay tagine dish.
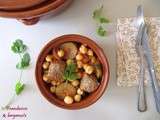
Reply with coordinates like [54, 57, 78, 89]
[0, 0, 73, 25]
[35, 34, 110, 109]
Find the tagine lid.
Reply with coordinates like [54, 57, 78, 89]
[0, 0, 49, 10]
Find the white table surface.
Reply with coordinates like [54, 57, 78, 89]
[0, 0, 160, 120]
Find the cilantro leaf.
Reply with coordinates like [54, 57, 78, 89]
[93, 5, 110, 37]
[68, 73, 79, 81]
[11, 39, 27, 53]
[64, 63, 79, 81]
[15, 81, 25, 95]
[93, 5, 110, 23]
[1, 39, 31, 110]
[93, 5, 103, 20]
[97, 26, 106, 37]
[16, 53, 30, 69]
[99, 17, 110, 24]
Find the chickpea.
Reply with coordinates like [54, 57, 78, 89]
[57, 49, 64, 57]
[45, 55, 53, 62]
[74, 94, 81, 102]
[43, 74, 49, 82]
[66, 59, 73, 65]
[77, 88, 84, 95]
[42, 62, 50, 69]
[91, 56, 97, 64]
[85, 65, 94, 74]
[72, 80, 80, 87]
[96, 68, 102, 78]
[50, 86, 56, 93]
[51, 81, 57, 86]
[77, 61, 83, 68]
[83, 64, 89, 70]
[79, 45, 88, 54]
[76, 54, 83, 61]
[56, 82, 61, 86]
[87, 49, 94, 56]
[64, 96, 73, 104]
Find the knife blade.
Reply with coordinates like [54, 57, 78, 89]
[142, 24, 160, 113]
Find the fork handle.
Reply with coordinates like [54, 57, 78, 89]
[138, 82, 147, 112]
[138, 50, 147, 112]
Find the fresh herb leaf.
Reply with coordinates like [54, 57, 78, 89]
[68, 74, 79, 81]
[93, 5, 110, 37]
[97, 26, 106, 37]
[63, 63, 79, 81]
[93, 5, 110, 24]
[16, 53, 30, 69]
[93, 5, 103, 20]
[15, 81, 25, 95]
[1, 39, 30, 110]
[11, 39, 27, 53]
[99, 17, 110, 24]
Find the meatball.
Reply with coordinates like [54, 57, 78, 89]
[47, 60, 65, 85]
[80, 74, 99, 93]
[60, 42, 78, 59]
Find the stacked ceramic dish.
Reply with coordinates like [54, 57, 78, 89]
[0, 0, 72, 25]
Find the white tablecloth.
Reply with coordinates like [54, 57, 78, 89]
[0, 0, 160, 120]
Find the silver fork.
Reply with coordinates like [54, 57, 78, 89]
[136, 5, 147, 112]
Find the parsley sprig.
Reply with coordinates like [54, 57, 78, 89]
[63, 63, 79, 81]
[97, 26, 107, 37]
[11, 39, 27, 54]
[93, 5, 110, 37]
[1, 39, 30, 110]
[11, 40, 30, 69]
[16, 53, 30, 69]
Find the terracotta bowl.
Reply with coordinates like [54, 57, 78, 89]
[0, 0, 73, 25]
[35, 34, 110, 109]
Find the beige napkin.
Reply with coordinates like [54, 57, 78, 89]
[116, 17, 160, 87]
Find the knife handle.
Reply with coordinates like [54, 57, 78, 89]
[148, 67, 160, 113]
[153, 86, 160, 113]
[142, 26, 160, 113]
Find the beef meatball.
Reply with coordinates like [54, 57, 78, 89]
[60, 42, 78, 59]
[80, 74, 99, 93]
[47, 60, 65, 85]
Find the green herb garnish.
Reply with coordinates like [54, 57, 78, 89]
[11, 39, 27, 53]
[99, 17, 110, 24]
[63, 63, 79, 81]
[93, 5, 110, 37]
[16, 53, 30, 69]
[15, 81, 25, 95]
[1, 39, 31, 110]
[93, 5, 103, 20]
[97, 26, 107, 37]
[11, 39, 30, 69]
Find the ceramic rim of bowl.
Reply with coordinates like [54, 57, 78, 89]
[35, 34, 110, 110]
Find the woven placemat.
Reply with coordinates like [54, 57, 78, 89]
[116, 17, 160, 87]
